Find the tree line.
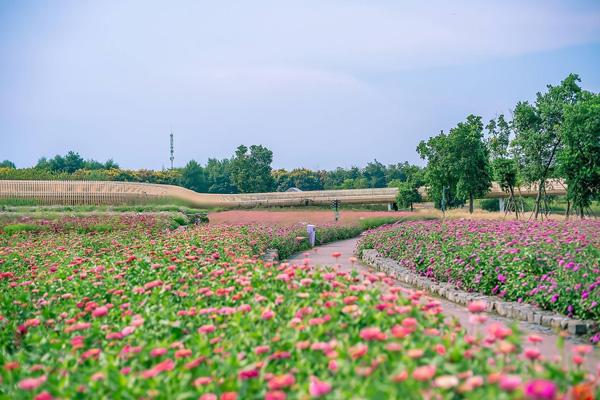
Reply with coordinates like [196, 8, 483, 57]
[417, 73, 599, 218]
[0, 146, 423, 201]
[1, 74, 597, 217]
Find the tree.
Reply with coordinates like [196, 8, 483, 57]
[229, 145, 274, 193]
[35, 157, 50, 169]
[104, 159, 120, 169]
[513, 74, 582, 218]
[205, 158, 237, 194]
[363, 160, 387, 188]
[417, 131, 462, 210]
[450, 115, 491, 213]
[396, 181, 422, 211]
[62, 151, 85, 173]
[486, 114, 519, 218]
[180, 160, 208, 192]
[418, 116, 491, 213]
[0, 160, 15, 169]
[558, 91, 600, 217]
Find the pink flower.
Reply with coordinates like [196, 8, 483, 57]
[261, 310, 276, 320]
[349, 343, 368, 359]
[527, 335, 544, 344]
[194, 376, 212, 386]
[328, 360, 338, 372]
[239, 368, 259, 380]
[309, 376, 332, 397]
[92, 306, 108, 318]
[198, 324, 216, 334]
[359, 327, 386, 341]
[524, 347, 541, 361]
[199, 394, 217, 400]
[499, 375, 522, 392]
[467, 301, 487, 313]
[412, 365, 436, 381]
[524, 379, 557, 400]
[141, 358, 175, 379]
[401, 317, 418, 329]
[255, 345, 270, 355]
[267, 374, 295, 390]
[265, 391, 287, 400]
[150, 348, 168, 357]
[18, 375, 47, 390]
[81, 348, 101, 361]
[35, 391, 53, 400]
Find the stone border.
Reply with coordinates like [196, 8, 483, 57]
[361, 249, 596, 335]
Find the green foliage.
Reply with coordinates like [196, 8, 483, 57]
[205, 158, 237, 194]
[180, 160, 207, 192]
[479, 198, 500, 212]
[418, 115, 491, 212]
[1, 223, 47, 234]
[230, 145, 275, 193]
[0, 160, 15, 169]
[363, 160, 387, 188]
[558, 92, 600, 216]
[272, 168, 324, 191]
[512, 74, 583, 217]
[395, 181, 422, 211]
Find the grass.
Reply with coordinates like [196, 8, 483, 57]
[1, 223, 48, 234]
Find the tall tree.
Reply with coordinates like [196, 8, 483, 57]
[417, 131, 461, 209]
[512, 74, 582, 218]
[363, 160, 387, 188]
[450, 115, 492, 213]
[230, 145, 274, 193]
[486, 114, 519, 218]
[558, 91, 600, 217]
[205, 158, 237, 194]
[180, 160, 208, 193]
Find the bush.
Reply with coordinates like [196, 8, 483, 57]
[480, 198, 500, 212]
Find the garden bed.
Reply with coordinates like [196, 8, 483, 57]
[357, 220, 600, 326]
[0, 218, 597, 398]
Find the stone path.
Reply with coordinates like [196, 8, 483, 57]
[288, 237, 600, 373]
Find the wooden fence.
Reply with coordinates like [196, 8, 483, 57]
[0, 179, 567, 208]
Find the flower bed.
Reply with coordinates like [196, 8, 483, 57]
[0, 220, 598, 398]
[357, 220, 600, 323]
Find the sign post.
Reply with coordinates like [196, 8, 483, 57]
[331, 199, 341, 221]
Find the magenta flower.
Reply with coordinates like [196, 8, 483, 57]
[524, 379, 557, 400]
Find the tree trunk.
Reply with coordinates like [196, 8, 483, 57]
[469, 193, 474, 214]
[565, 200, 571, 220]
[534, 180, 544, 219]
[509, 186, 518, 220]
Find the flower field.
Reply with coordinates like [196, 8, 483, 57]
[358, 220, 600, 323]
[1, 218, 598, 399]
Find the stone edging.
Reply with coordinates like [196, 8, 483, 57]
[360, 249, 596, 335]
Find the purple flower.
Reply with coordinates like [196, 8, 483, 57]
[524, 379, 557, 400]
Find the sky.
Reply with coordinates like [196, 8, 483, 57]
[1, 0, 600, 170]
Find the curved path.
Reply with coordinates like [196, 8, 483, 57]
[288, 237, 600, 373]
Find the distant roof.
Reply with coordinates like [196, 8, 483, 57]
[286, 187, 302, 192]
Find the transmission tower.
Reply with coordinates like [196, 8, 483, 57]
[169, 129, 174, 170]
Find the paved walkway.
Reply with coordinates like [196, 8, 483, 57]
[288, 237, 600, 373]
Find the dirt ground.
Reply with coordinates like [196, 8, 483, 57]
[208, 209, 412, 225]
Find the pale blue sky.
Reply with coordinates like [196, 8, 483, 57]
[1, 1, 599, 170]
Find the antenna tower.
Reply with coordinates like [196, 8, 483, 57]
[169, 129, 174, 169]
